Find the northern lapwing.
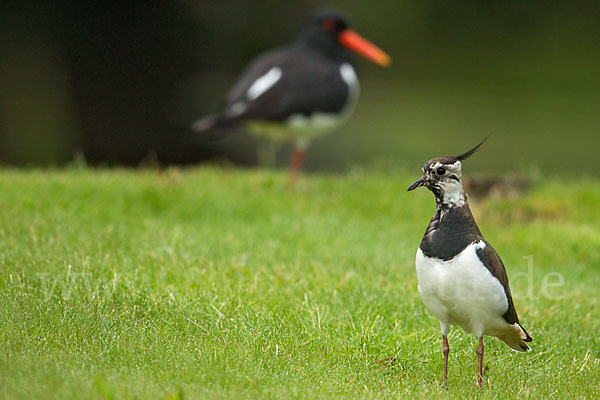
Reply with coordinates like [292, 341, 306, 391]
[192, 8, 390, 184]
[407, 139, 532, 387]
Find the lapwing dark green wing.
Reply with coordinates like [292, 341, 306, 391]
[407, 138, 532, 387]
[192, 8, 390, 185]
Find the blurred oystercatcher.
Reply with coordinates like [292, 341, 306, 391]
[407, 138, 532, 387]
[192, 9, 390, 184]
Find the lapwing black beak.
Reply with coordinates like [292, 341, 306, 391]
[407, 176, 426, 191]
[338, 29, 391, 67]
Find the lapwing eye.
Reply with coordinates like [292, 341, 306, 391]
[436, 167, 446, 175]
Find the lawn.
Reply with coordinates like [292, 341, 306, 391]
[0, 167, 598, 399]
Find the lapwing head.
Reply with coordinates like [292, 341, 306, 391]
[299, 9, 391, 67]
[407, 138, 488, 206]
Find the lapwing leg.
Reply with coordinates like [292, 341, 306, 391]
[476, 336, 484, 386]
[289, 142, 308, 187]
[442, 334, 449, 388]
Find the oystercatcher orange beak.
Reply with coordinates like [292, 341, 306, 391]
[338, 29, 391, 67]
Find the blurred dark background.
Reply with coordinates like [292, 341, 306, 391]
[1, 1, 599, 174]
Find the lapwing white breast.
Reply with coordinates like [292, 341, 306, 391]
[407, 138, 532, 387]
[192, 8, 391, 184]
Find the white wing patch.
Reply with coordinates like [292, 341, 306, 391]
[246, 67, 282, 100]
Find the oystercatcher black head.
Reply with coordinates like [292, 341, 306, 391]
[298, 9, 349, 48]
[297, 9, 390, 67]
[192, 8, 390, 186]
[407, 139, 532, 387]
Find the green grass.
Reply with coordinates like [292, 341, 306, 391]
[1, 167, 599, 399]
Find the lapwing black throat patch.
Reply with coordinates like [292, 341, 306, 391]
[419, 204, 482, 260]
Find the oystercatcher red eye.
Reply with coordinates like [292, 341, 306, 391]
[322, 18, 337, 30]
[437, 167, 446, 175]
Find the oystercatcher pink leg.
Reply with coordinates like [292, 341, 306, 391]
[289, 144, 306, 187]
